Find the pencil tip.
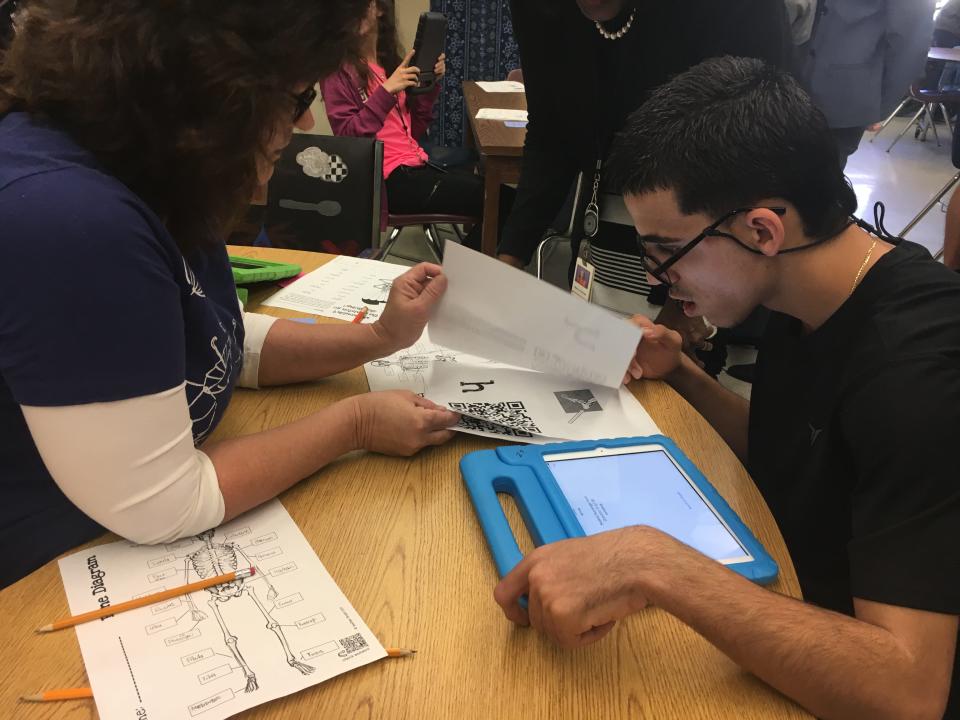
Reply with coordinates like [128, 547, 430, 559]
[35, 625, 52, 634]
[21, 695, 41, 702]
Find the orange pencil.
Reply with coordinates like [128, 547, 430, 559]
[21, 688, 94, 702]
[352, 306, 369, 323]
[36, 567, 255, 634]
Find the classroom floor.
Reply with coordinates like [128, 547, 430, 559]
[382, 115, 956, 400]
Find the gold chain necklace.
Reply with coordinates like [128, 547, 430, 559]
[850, 238, 878, 297]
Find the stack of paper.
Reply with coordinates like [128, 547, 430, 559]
[475, 108, 528, 122]
[475, 80, 525, 93]
[363, 243, 658, 444]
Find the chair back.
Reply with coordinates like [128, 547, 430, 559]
[267, 134, 382, 254]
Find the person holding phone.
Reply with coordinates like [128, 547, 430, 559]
[0, 0, 460, 588]
[320, 0, 484, 250]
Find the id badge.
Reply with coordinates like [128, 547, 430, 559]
[571, 255, 595, 302]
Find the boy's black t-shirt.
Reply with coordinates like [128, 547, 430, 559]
[750, 240, 960, 716]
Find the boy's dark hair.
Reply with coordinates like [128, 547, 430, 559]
[608, 56, 858, 240]
[0, 0, 368, 253]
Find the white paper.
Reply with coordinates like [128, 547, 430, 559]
[475, 81, 525, 93]
[261, 256, 407, 323]
[363, 327, 519, 395]
[430, 242, 642, 389]
[363, 328, 555, 443]
[475, 108, 528, 122]
[58, 500, 385, 720]
[424, 364, 659, 442]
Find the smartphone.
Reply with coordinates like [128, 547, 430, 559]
[408, 11, 447, 95]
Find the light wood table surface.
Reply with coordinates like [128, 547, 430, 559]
[462, 81, 526, 258]
[0, 247, 810, 719]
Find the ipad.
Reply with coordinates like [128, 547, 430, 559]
[543, 443, 752, 565]
[460, 435, 778, 584]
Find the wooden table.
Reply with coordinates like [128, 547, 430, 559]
[0, 247, 810, 719]
[929, 46, 960, 63]
[462, 81, 527, 257]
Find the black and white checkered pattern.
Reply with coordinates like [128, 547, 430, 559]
[320, 154, 348, 184]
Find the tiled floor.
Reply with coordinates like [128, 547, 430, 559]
[849, 116, 954, 256]
[382, 115, 956, 399]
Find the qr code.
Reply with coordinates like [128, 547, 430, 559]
[340, 633, 368, 652]
[450, 401, 542, 436]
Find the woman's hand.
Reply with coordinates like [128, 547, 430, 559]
[383, 49, 420, 94]
[433, 53, 446, 80]
[373, 262, 447, 352]
[351, 391, 460, 456]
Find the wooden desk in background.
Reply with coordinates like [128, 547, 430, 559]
[462, 81, 527, 257]
[0, 247, 810, 719]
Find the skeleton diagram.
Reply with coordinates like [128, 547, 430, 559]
[181, 530, 314, 693]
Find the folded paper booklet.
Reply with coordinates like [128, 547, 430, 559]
[362, 244, 657, 444]
[57, 500, 385, 720]
[425, 364, 659, 442]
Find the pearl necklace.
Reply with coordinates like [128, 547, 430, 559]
[595, 9, 635, 40]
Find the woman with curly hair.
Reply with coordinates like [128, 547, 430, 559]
[0, 0, 460, 587]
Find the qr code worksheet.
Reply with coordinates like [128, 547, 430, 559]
[450, 401, 542, 436]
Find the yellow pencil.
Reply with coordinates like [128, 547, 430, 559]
[36, 567, 255, 633]
[21, 688, 94, 702]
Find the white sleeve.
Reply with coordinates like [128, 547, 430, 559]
[237, 311, 279, 389]
[21, 383, 226, 545]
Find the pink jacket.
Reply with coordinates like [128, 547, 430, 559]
[320, 64, 442, 229]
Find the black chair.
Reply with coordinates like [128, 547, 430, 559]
[266, 134, 383, 254]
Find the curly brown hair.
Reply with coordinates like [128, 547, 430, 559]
[0, 0, 369, 252]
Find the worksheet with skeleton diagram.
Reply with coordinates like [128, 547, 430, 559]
[261, 255, 406, 323]
[57, 500, 385, 720]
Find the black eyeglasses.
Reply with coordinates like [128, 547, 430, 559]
[290, 85, 318, 122]
[636, 206, 787, 286]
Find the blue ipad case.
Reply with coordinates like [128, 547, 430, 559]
[460, 435, 778, 585]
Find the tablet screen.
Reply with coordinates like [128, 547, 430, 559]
[544, 447, 752, 564]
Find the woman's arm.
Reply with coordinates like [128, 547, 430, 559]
[23, 385, 459, 542]
[252, 262, 446, 387]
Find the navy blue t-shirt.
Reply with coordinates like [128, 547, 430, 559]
[0, 113, 245, 587]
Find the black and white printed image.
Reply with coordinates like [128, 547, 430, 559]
[553, 390, 603, 424]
